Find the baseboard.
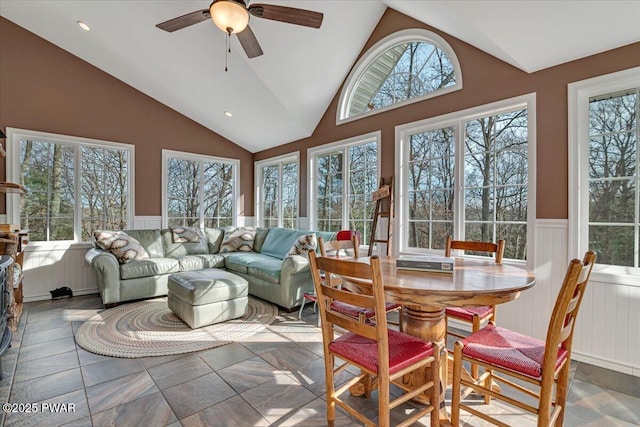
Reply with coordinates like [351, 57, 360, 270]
[23, 287, 98, 303]
[572, 351, 639, 377]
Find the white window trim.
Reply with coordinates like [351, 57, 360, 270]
[161, 149, 240, 229]
[337, 28, 463, 125]
[308, 131, 382, 231]
[6, 127, 135, 245]
[254, 151, 300, 228]
[395, 93, 537, 268]
[568, 66, 640, 287]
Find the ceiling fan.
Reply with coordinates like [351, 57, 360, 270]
[156, 0, 324, 59]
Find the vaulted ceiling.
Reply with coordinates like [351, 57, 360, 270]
[2, 1, 639, 152]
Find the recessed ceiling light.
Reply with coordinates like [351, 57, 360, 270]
[77, 21, 91, 32]
[224, 111, 233, 117]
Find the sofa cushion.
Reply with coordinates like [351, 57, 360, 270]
[253, 227, 270, 253]
[247, 257, 282, 284]
[171, 227, 208, 254]
[203, 228, 225, 253]
[124, 229, 165, 258]
[94, 231, 150, 264]
[178, 254, 226, 271]
[260, 228, 302, 260]
[161, 229, 208, 258]
[193, 254, 226, 268]
[220, 227, 257, 253]
[288, 233, 317, 256]
[224, 252, 278, 275]
[120, 257, 180, 280]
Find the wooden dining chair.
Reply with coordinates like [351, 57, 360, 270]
[318, 236, 402, 330]
[299, 231, 362, 323]
[444, 236, 505, 341]
[308, 251, 440, 427]
[451, 251, 596, 427]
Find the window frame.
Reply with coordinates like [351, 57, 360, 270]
[336, 28, 463, 125]
[395, 94, 536, 267]
[161, 149, 240, 229]
[6, 127, 135, 246]
[308, 131, 381, 236]
[254, 152, 300, 228]
[568, 66, 640, 287]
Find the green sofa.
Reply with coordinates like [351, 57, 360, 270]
[85, 227, 335, 309]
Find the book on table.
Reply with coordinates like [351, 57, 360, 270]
[396, 255, 454, 273]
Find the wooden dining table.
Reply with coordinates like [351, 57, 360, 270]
[337, 255, 536, 424]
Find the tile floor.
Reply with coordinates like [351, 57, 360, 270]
[1, 294, 638, 426]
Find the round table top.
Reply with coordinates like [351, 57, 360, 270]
[343, 256, 536, 308]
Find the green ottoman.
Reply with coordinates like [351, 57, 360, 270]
[168, 269, 248, 329]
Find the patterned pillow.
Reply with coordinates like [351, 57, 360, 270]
[288, 234, 317, 256]
[93, 230, 149, 264]
[170, 226, 203, 243]
[219, 227, 257, 253]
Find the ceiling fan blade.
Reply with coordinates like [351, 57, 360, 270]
[248, 4, 323, 29]
[156, 9, 211, 32]
[236, 25, 264, 58]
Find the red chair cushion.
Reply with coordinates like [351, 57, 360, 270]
[336, 230, 360, 241]
[329, 329, 434, 375]
[303, 292, 317, 302]
[330, 301, 401, 319]
[461, 324, 568, 378]
[446, 306, 494, 322]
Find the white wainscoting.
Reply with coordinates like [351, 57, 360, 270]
[132, 216, 162, 229]
[17, 217, 639, 375]
[22, 243, 98, 302]
[497, 219, 639, 376]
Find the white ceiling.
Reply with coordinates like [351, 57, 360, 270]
[2, 1, 639, 153]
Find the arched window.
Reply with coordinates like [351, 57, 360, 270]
[337, 29, 462, 124]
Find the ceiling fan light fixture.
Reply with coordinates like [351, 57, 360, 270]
[210, 0, 249, 34]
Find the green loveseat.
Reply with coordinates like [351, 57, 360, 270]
[85, 227, 335, 309]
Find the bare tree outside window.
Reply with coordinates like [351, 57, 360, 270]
[261, 165, 279, 228]
[464, 110, 528, 260]
[166, 156, 235, 228]
[315, 141, 377, 240]
[20, 139, 130, 242]
[405, 109, 528, 260]
[349, 41, 455, 117]
[348, 142, 377, 245]
[281, 162, 298, 229]
[259, 159, 298, 229]
[316, 151, 344, 232]
[588, 89, 639, 267]
[408, 128, 455, 250]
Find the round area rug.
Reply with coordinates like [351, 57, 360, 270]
[75, 297, 277, 358]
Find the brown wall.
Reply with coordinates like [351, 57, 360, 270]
[0, 17, 254, 217]
[255, 8, 640, 219]
[2, 9, 640, 221]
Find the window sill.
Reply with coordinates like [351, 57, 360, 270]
[590, 267, 640, 287]
[25, 241, 94, 252]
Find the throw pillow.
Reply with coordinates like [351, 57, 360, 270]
[93, 230, 150, 264]
[170, 226, 203, 243]
[288, 233, 317, 256]
[219, 227, 257, 253]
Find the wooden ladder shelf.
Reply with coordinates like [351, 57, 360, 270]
[368, 177, 394, 256]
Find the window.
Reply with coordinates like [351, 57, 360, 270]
[6, 128, 134, 243]
[569, 67, 640, 285]
[309, 132, 380, 245]
[255, 153, 299, 228]
[162, 150, 238, 228]
[338, 29, 462, 124]
[397, 95, 535, 261]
